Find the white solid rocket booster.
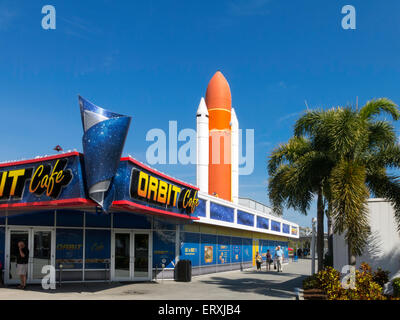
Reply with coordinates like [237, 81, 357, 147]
[196, 97, 209, 193]
[231, 107, 239, 204]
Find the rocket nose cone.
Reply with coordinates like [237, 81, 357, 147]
[205, 71, 232, 111]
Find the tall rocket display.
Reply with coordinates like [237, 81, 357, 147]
[196, 71, 239, 203]
[196, 97, 209, 193]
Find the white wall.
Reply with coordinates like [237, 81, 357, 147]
[333, 199, 400, 279]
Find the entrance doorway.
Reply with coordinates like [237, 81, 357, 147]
[111, 230, 152, 281]
[5, 227, 55, 284]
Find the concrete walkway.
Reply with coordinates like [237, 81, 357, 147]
[0, 259, 311, 300]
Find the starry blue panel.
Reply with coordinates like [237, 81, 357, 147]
[79, 96, 131, 213]
[271, 220, 281, 232]
[237, 210, 254, 227]
[282, 223, 290, 234]
[193, 199, 206, 217]
[256, 216, 269, 230]
[210, 202, 234, 223]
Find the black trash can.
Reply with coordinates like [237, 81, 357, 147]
[175, 259, 192, 282]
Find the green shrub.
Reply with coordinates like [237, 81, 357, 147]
[303, 273, 321, 290]
[393, 278, 400, 298]
[316, 267, 344, 299]
[372, 267, 390, 287]
[308, 263, 388, 300]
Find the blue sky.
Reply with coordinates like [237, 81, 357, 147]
[1, 0, 400, 228]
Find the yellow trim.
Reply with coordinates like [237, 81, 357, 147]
[208, 108, 231, 113]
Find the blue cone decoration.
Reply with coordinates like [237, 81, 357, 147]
[79, 96, 131, 212]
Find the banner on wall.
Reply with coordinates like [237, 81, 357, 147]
[201, 234, 216, 265]
[217, 236, 230, 265]
[180, 232, 200, 267]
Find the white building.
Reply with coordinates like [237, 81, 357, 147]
[333, 198, 400, 279]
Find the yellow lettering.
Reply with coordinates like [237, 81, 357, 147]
[157, 180, 168, 204]
[8, 169, 25, 196]
[0, 171, 7, 197]
[147, 176, 158, 201]
[137, 171, 148, 198]
[171, 185, 181, 207]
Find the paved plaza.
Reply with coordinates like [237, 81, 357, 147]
[0, 259, 311, 300]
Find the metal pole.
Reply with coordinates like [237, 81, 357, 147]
[311, 218, 316, 275]
[59, 264, 63, 287]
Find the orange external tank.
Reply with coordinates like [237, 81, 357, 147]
[205, 71, 232, 201]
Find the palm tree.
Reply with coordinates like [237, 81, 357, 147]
[268, 136, 333, 271]
[293, 98, 400, 265]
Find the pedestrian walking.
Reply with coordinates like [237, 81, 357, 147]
[265, 250, 273, 271]
[255, 252, 262, 271]
[275, 245, 284, 272]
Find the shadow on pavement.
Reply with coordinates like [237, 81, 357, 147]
[1, 281, 158, 294]
[199, 272, 308, 299]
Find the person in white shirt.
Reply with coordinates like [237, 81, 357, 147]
[275, 246, 284, 272]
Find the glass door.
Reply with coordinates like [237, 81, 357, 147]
[133, 233, 149, 280]
[6, 228, 55, 284]
[8, 230, 29, 284]
[112, 230, 151, 281]
[113, 232, 132, 280]
[31, 230, 53, 281]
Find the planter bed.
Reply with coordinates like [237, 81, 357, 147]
[303, 288, 327, 300]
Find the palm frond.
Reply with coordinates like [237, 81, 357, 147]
[359, 98, 400, 121]
[329, 159, 370, 256]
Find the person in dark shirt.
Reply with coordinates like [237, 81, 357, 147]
[16, 241, 29, 289]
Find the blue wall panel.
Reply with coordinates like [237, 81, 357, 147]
[85, 212, 111, 228]
[113, 211, 151, 229]
[8, 211, 54, 226]
[237, 210, 254, 227]
[56, 210, 83, 227]
[257, 216, 269, 230]
[282, 223, 290, 234]
[179, 232, 200, 267]
[153, 230, 176, 268]
[210, 203, 234, 223]
[194, 199, 206, 217]
[231, 237, 242, 263]
[56, 228, 83, 269]
[0, 227, 4, 268]
[271, 220, 281, 232]
[85, 229, 111, 269]
[242, 238, 252, 262]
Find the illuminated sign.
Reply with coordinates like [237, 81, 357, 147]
[0, 154, 200, 220]
[130, 168, 199, 214]
[0, 158, 73, 201]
